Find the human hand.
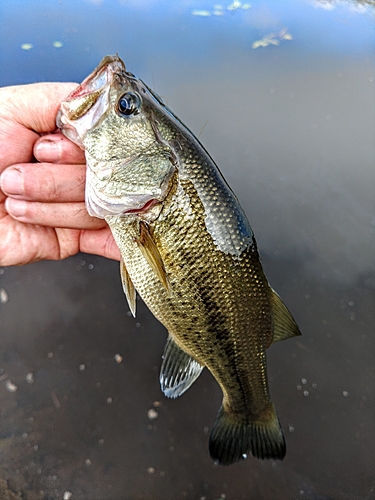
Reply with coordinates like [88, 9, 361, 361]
[0, 83, 120, 266]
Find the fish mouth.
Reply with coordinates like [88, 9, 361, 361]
[56, 55, 126, 146]
[124, 198, 159, 214]
[85, 185, 160, 219]
[85, 161, 170, 219]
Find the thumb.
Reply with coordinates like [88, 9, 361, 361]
[1, 82, 79, 133]
[0, 83, 79, 171]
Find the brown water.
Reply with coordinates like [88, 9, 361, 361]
[0, 1, 374, 499]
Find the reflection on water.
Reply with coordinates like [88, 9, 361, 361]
[0, 1, 374, 499]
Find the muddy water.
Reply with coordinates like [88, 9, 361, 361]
[0, 1, 374, 499]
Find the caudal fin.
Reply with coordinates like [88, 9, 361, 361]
[209, 403, 286, 466]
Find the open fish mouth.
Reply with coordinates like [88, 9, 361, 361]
[56, 55, 125, 147]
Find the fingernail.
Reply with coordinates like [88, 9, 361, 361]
[6, 198, 27, 218]
[0, 168, 24, 196]
[34, 138, 61, 163]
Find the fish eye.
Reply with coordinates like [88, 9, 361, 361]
[117, 92, 141, 116]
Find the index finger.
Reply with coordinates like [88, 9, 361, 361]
[1, 162, 86, 202]
[34, 133, 86, 165]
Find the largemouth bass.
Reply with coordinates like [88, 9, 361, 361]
[57, 55, 301, 466]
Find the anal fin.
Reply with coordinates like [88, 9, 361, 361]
[120, 258, 136, 317]
[271, 289, 301, 344]
[160, 335, 204, 398]
[136, 221, 171, 293]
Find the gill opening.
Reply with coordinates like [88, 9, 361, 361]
[149, 111, 180, 170]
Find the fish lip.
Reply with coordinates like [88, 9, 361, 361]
[123, 198, 159, 215]
[86, 192, 160, 219]
[85, 159, 175, 219]
[57, 55, 127, 143]
[67, 55, 125, 103]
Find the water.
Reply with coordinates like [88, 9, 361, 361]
[0, 1, 374, 499]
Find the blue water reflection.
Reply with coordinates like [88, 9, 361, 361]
[1, 0, 374, 86]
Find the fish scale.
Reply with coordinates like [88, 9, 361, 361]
[57, 55, 301, 466]
[109, 174, 275, 421]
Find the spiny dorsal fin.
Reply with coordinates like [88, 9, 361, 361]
[120, 259, 136, 317]
[160, 335, 204, 398]
[271, 289, 301, 344]
[136, 221, 171, 293]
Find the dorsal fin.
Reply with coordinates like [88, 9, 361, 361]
[136, 221, 171, 293]
[160, 335, 204, 398]
[271, 289, 301, 344]
[120, 259, 136, 317]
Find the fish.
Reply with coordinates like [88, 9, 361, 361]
[56, 55, 301, 466]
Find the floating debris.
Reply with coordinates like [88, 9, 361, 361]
[342, 390, 349, 397]
[114, 353, 123, 363]
[63, 492, 72, 500]
[252, 29, 293, 49]
[192, 9, 211, 16]
[147, 467, 156, 474]
[79, 364, 86, 371]
[0, 288, 9, 303]
[252, 36, 278, 49]
[51, 392, 61, 408]
[192, 2, 251, 17]
[21, 43, 33, 50]
[147, 408, 159, 420]
[5, 380, 18, 393]
[227, 0, 243, 11]
[26, 372, 34, 384]
[53, 41, 63, 48]
[107, 397, 113, 404]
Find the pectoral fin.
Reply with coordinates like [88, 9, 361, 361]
[136, 221, 171, 293]
[270, 289, 301, 344]
[160, 335, 204, 398]
[120, 259, 136, 317]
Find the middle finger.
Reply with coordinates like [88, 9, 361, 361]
[5, 199, 106, 230]
[0, 162, 86, 202]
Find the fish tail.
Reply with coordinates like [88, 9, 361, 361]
[209, 402, 286, 466]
